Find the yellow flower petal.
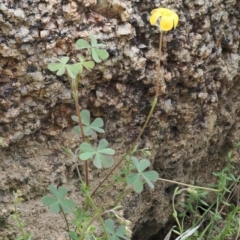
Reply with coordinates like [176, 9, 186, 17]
[160, 16, 174, 31]
[151, 8, 172, 16]
[150, 12, 161, 25]
[172, 12, 179, 28]
[150, 7, 179, 31]
[151, 8, 161, 15]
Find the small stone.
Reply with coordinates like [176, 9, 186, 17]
[40, 30, 49, 38]
[198, 92, 208, 100]
[96, 90, 103, 98]
[164, 99, 173, 113]
[14, 9, 25, 18]
[116, 23, 133, 36]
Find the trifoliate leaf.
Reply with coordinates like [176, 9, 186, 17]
[79, 139, 115, 169]
[48, 57, 80, 79]
[42, 185, 75, 214]
[126, 157, 159, 193]
[72, 110, 105, 137]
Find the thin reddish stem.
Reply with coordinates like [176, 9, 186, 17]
[72, 82, 89, 186]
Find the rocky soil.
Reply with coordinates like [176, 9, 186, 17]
[0, 0, 239, 239]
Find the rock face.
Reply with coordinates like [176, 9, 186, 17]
[0, 0, 239, 239]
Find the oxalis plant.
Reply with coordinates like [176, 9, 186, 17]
[34, 7, 221, 240]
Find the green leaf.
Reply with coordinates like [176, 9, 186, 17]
[126, 157, 159, 193]
[126, 173, 143, 193]
[94, 153, 114, 168]
[75, 39, 91, 49]
[72, 207, 90, 227]
[71, 115, 79, 122]
[83, 126, 94, 136]
[69, 231, 79, 240]
[76, 35, 109, 63]
[79, 142, 96, 160]
[57, 186, 68, 199]
[82, 61, 95, 70]
[142, 171, 159, 181]
[132, 157, 146, 172]
[91, 48, 109, 62]
[78, 55, 85, 62]
[99, 148, 115, 155]
[48, 57, 80, 79]
[80, 152, 96, 161]
[16, 236, 23, 240]
[80, 142, 95, 153]
[98, 139, 108, 150]
[57, 66, 65, 76]
[105, 219, 130, 240]
[49, 185, 59, 197]
[78, 56, 95, 71]
[90, 35, 107, 48]
[66, 63, 81, 78]
[42, 185, 75, 214]
[79, 139, 115, 169]
[26, 235, 32, 240]
[81, 110, 91, 126]
[73, 125, 81, 135]
[92, 49, 101, 63]
[60, 199, 76, 214]
[48, 62, 63, 72]
[48, 58, 69, 76]
[73, 126, 94, 136]
[91, 118, 104, 128]
[72, 110, 105, 137]
[94, 48, 109, 61]
[94, 43, 107, 48]
[49, 202, 60, 214]
[90, 118, 105, 133]
[42, 196, 56, 206]
[60, 56, 70, 64]
[90, 35, 98, 46]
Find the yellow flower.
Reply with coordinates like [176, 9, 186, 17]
[150, 8, 179, 31]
